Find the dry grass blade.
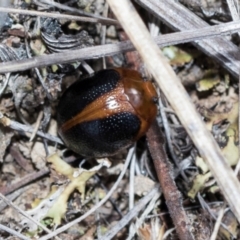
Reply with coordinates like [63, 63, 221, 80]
[106, 0, 240, 227]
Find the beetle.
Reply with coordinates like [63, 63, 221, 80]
[57, 68, 157, 158]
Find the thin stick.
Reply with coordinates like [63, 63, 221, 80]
[146, 121, 194, 240]
[226, 0, 240, 21]
[0, 113, 63, 145]
[29, 111, 43, 142]
[159, 96, 179, 168]
[94, 175, 123, 217]
[225, 0, 240, 38]
[1, 20, 240, 77]
[0, 223, 30, 240]
[126, 190, 161, 239]
[129, 152, 135, 210]
[106, 0, 240, 226]
[0, 169, 49, 195]
[0, 188, 25, 211]
[210, 206, 226, 240]
[0, 156, 76, 196]
[37, 0, 116, 23]
[101, 185, 160, 240]
[0, 193, 61, 239]
[9, 146, 34, 172]
[0, 7, 118, 25]
[0, 73, 11, 97]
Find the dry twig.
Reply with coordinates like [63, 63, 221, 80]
[226, 0, 240, 21]
[0, 20, 240, 77]
[0, 113, 63, 144]
[0, 223, 29, 240]
[0, 7, 119, 25]
[0, 193, 60, 239]
[147, 121, 194, 240]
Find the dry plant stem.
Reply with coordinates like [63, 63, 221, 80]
[0, 223, 30, 240]
[238, 30, 240, 177]
[159, 96, 179, 168]
[0, 189, 25, 211]
[0, 168, 49, 195]
[226, 0, 240, 21]
[198, 194, 218, 221]
[197, 194, 230, 234]
[0, 73, 10, 97]
[36, 0, 118, 24]
[0, 156, 76, 196]
[163, 228, 176, 239]
[101, 185, 160, 240]
[94, 175, 123, 217]
[0, 113, 63, 144]
[135, 0, 240, 78]
[1, 20, 240, 77]
[0, 193, 61, 239]
[38, 147, 135, 240]
[81, 60, 94, 75]
[101, 2, 109, 69]
[127, 191, 162, 239]
[34, 68, 53, 100]
[146, 121, 193, 240]
[129, 152, 136, 210]
[9, 145, 34, 172]
[95, 189, 101, 239]
[0, 7, 118, 25]
[29, 111, 44, 142]
[210, 206, 225, 240]
[107, 0, 240, 226]
[24, 38, 53, 100]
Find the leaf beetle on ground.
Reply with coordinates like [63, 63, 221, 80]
[57, 68, 158, 158]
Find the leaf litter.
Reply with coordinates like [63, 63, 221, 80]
[0, 0, 239, 239]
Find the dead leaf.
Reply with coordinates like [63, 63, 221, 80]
[134, 175, 155, 196]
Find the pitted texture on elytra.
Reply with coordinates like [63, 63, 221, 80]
[57, 68, 158, 158]
[57, 69, 120, 126]
[60, 112, 141, 157]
